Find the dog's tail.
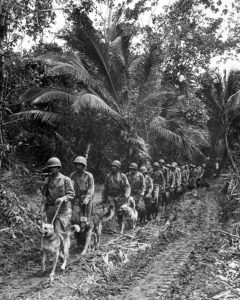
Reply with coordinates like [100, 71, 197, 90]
[100, 204, 115, 222]
[129, 196, 136, 211]
[68, 224, 80, 236]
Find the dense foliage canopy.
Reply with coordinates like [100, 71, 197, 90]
[0, 0, 239, 174]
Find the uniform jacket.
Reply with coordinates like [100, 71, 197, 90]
[151, 169, 165, 188]
[168, 170, 176, 188]
[42, 172, 75, 212]
[175, 168, 182, 186]
[102, 171, 131, 201]
[127, 171, 146, 195]
[70, 171, 94, 199]
[144, 174, 153, 197]
[159, 166, 168, 183]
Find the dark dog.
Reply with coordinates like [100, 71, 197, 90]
[40, 223, 80, 281]
[145, 197, 158, 221]
[71, 214, 101, 254]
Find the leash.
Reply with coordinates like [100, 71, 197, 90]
[51, 201, 62, 225]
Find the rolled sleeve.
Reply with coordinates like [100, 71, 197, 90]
[86, 173, 95, 198]
[123, 175, 131, 198]
[59, 177, 75, 202]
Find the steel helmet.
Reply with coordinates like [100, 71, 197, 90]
[129, 163, 138, 170]
[111, 160, 121, 169]
[46, 157, 61, 168]
[139, 166, 147, 174]
[166, 164, 171, 168]
[74, 156, 87, 166]
[153, 162, 159, 168]
[159, 159, 165, 164]
[171, 162, 177, 168]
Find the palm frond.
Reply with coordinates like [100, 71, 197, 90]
[19, 87, 64, 103]
[31, 89, 74, 105]
[37, 52, 95, 87]
[150, 116, 204, 158]
[37, 52, 86, 71]
[88, 35, 119, 101]
[54, 132, 76, 158]
[71, 93, 122, 120]
[14, 110, 62, 124]
[183, 126, 210, 148]
[226, 90, 240, 113]
[129, 56, 143, 76]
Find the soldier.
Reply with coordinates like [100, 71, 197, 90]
[127, 163, 146, 206]
[41, 157, 75, 233]
[151, 162, 165, 206]
[174, 162, 182, 188]
[140, 166, 153, 197]
[102, 160, 131, 215]
[196, 163, 209, 187]
[181, 164, 189, 191]
[159, 159, 168, 183]
[140, 166, 154, 221]
[174, 162, 182, 200]
[168, 163, 177, 202]
[188, 164, 197, 192]
[70, 156, 94, 219]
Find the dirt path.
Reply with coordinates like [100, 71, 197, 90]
[0, 183, 222, 300]
[117, 187, 220, 300]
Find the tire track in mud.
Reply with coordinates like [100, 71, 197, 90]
[0, 185, 221, 300]
[116, 188, 220, 300]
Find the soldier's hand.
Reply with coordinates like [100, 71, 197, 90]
[83, 197, 89, 205]
[41, 212, 47, 222]
[56, 198, 64, 205]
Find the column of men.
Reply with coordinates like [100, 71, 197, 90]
[40, 156, 209, 234]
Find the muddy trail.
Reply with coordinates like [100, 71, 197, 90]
[0, 182, 223, 300]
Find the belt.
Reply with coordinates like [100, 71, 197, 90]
[108, 193, 122, 197]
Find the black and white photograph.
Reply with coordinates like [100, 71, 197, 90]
[1, 0, 240, 299]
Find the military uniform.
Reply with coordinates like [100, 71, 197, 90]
[102, 171, 131, 213]
[127, 171, 146, 205]
[144, 174, 153, 198]
[42, 173, 75, 231]
[70, 170, 94, 218]
[151, 169, 165, 203]
[188, 165, 197, 189]
[159, 166, 168, 183]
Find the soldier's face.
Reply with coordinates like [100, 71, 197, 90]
[75, 163, 85, 172]
[130, 168, 137, 174]
[111, 166, 118, 172]
[48, 167, 60, 175]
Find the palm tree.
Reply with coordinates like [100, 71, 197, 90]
[200, 67, 240, 170]
[18, 5, 207, 163]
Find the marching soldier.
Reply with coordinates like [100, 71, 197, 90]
[151, 162, 165, 205]
[127, 163, 146, 206]
[159, 159, 168, 183]
[168, 163, 177, 202]
[41, 157, 75, 233]
[102, 160, 131, 214]
[70, 156, 94, 219]
[139, 166, 153, 200]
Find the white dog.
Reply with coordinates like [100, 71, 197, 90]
[118, 198, 138, 234]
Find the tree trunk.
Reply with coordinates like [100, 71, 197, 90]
[144, 120, 149, 145]
[85, 143, 91, 161]
[224, 129, 236, 171]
